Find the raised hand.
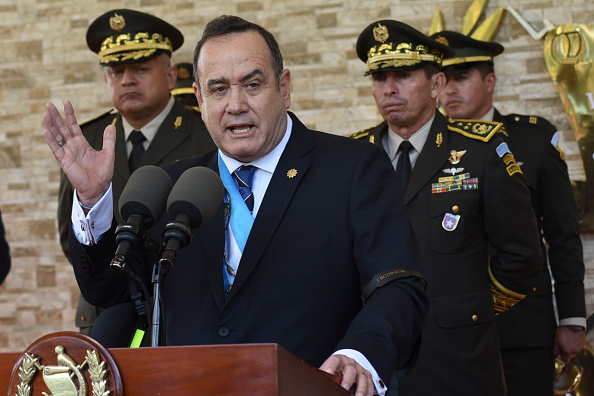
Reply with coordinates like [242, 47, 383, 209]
[43, 100, 116, 206]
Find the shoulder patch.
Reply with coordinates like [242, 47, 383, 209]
[551, 131, 566, 160]
[447, 119, 503, 142]
[496, 142, 523, 176]
[79, 109, 117, 128]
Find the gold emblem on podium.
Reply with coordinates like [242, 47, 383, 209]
[8, 332, 123, 396]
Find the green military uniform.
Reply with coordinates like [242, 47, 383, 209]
[351, 113, 542, 395]
[59, 9, 216, 334]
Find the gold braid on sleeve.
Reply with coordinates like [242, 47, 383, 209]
[488, 264, 526, 314]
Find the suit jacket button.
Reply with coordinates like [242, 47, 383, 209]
[472, 315, 478, 322]
[218, 327, 230, 337]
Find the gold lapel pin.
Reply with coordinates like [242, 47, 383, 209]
[287, 169, 298, 178]
[436, 133, 443, 147]
[174, 116, 182, 129]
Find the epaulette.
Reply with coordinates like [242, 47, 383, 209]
[447, 119, 503, 142]
[79, 109, 118, 128]
[347, 127, 373, 141]
[191, 106, 202, 114]
[505, 113, 555, 130]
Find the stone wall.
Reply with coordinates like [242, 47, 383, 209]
[1, 0, 593, 352]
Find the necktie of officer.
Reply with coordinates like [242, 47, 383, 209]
[232, 165, 258, 212]
[128, 130, 146, 172]
[395, 140, 413, 196]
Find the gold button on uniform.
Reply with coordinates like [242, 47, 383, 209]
[472, 315, 478, 322]
[80, 316, 86, 322]
[452, 205, 459, 213]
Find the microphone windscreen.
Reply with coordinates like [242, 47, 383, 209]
[119, 165, 173, 228]
[91, 302, 139, 348]
[167, 166, 224, 229]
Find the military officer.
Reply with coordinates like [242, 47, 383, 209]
[171, 62, 199, 109]
[432, 30, 587, 396]
[352, 20, 543, 395]
[57, 9, 216, 335]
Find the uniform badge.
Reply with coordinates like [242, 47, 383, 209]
[551, 131, 566, 160]
[496, 142, 523, 176]
[174, 116, 182, 129]
[436, 133, 443, 147]
[373, 23, 389, 43]
[448, 149, 466, 164]
[496, 142, 511, 158]
[442, 213, 460, 231]
[443, 167, 464, 176]
[109, 13, 126, 31]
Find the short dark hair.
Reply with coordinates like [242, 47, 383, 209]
[422, 63, 441, 80]
[193, 15, 284, 95]
[474, 62, 495, 79]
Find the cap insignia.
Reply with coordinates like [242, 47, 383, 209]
[178, 68, 191, 79]
[373, 23, 389, 43]
[433, 35, 449, 46]
[109, 13, 126, 32]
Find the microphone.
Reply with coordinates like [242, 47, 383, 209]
[159, 166, 224, 269]
[110, 165, 173, 273]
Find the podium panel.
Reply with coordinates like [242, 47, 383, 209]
[1, 332, 349, 395]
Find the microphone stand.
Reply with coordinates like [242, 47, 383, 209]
[151, 219, 193, 347]
[150, 260, 166, 347]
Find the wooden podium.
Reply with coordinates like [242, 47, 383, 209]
[1, 332, 349, 395]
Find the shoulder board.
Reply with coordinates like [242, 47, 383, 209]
[347, 127, 373, 140]
[447, 119, 503, 142]
[191, 106, 202, 114]
[505, 113, 555, 130]
[79, 109, 118, 128]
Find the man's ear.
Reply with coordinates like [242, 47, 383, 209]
[485, 72, 497, 94]
[279, 69, 291, 109]
[431, 72, 446, 99]
[193, 82, 202, 109]
[166, 64, 178, 91]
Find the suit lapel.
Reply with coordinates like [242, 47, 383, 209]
[140, 100, 192, 167]
[191, 154, 227, 310]
[224, 114, 313, 303]
[404, 113, 450, 204]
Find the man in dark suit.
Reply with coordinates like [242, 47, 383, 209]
[433, 30, 587, 396]
[57, 9, 216, 335]
[351, 20, 542, 395]
[43, 15, 429, 396]
[0, 209, 10, 285]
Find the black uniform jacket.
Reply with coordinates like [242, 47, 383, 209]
[69, 112, 429, 381]
[352, 111, 542, 395]
[494, 110, 586, 349]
